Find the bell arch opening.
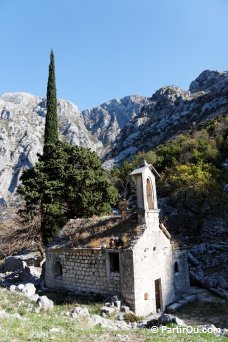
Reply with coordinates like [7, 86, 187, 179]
[146, 178, 154, 209]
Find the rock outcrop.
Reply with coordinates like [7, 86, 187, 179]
[0, 93, 102, 205]
[107, 70, 228, 165]
[82, 95, 148, 146]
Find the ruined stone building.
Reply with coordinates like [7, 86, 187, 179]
[45, 162, 190, 316]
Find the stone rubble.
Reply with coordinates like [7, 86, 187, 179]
[188, 243, 228, 300]
[8, 282, 54, 310]
[0, 254, 42, 285]
[166, 294, 197, 313]
[2, 282, 228, 336]
[0, 249, 227, 335]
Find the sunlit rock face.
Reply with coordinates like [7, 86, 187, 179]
[0, 92, 102, 204]
[107, 70, 228, 164]
[82, 95, 149, 146]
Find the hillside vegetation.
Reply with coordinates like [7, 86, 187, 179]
[112, 115, 228, 242]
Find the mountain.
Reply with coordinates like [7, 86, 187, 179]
[0, 93, 102, 205]
[0, 69, 227, 205]
[0, 93, 146, 205]
[105, 70, 228, 166]
[82, 95, 149, 146]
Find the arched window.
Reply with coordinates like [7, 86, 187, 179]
[146, 178, 154, 209]
[53, 259, 63, 278]
[174, 261, 179, 274]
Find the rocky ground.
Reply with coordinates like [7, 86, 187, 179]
[176, 288, 228, 329]
[0, 253, 227, 341]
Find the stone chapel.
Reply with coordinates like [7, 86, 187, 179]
[45, 162, 190, 316]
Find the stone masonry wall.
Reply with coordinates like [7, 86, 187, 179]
[45, 248, 121, 295]
[119, 249, 135, 310]
[172, 249, 190, 298]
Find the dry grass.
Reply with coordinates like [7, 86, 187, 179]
[56, 214, 141, 249]
[0, 208, 42, 259]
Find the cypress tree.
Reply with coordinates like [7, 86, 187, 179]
[44, 50, 58, 149]
[41, 50, 59, 244]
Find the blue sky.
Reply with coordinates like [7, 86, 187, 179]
[0, 0, 227, 110]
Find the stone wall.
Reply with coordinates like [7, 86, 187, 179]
[119, 249, 135, 310]
[45, 247, 135, 305]
[172, 248, 190, 298]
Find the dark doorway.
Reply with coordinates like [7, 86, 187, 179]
[155, 278, 162, 312]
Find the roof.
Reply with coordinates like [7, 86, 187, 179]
[48, 214, 186, 250]
[49, 214, 146, 250]
[130, 161, 160, 178]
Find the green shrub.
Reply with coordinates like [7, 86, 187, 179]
[124, 312, 140, 323]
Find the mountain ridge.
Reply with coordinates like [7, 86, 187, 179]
[105, 69, 228, 167]
[0, 69, 227, 205]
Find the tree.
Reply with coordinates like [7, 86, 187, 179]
[159, 163, 225, 240]
[18, 51, 118, 246]
[18, 141, 118, 245]
[44, 50, 58, 150]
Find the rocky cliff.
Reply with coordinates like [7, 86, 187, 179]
[106, 70, 228, 166]
[82, 95, 149, 146]
[0, 70, 227, 205]
[0, 93, 102, 205]
[0, 93, 147, 205]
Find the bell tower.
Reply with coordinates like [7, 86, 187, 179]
[130, 161, 160, 226]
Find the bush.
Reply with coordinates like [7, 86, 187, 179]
[124, 312, 140, 323]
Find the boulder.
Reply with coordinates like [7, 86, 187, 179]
[111, 295, 119, 302]
[158, 313, 186, 326]
[165, 303, 182, 313]
[71, 306, 89, 318]
[38, 296, 54, 311]
[147, 313, 185, 327]
[187, 252, 200, 266]
[17, 284, 25, 291]
[9, 285, 16, 292]
[101, 306, 116, 316]
[183, 294, 196, 303]
[114, 300, 121, 310]
[3, 256, 26, 272]
[120, 305, 130, 313]
[20, 266, 42, 283]
[21, 283, 36, 297]
[3, 254, 42, 273]
[197, 324, 221, 335]
[90, 314, 118, 330]
[30, 294, 40, 302]
[115, 320, 130, 330]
